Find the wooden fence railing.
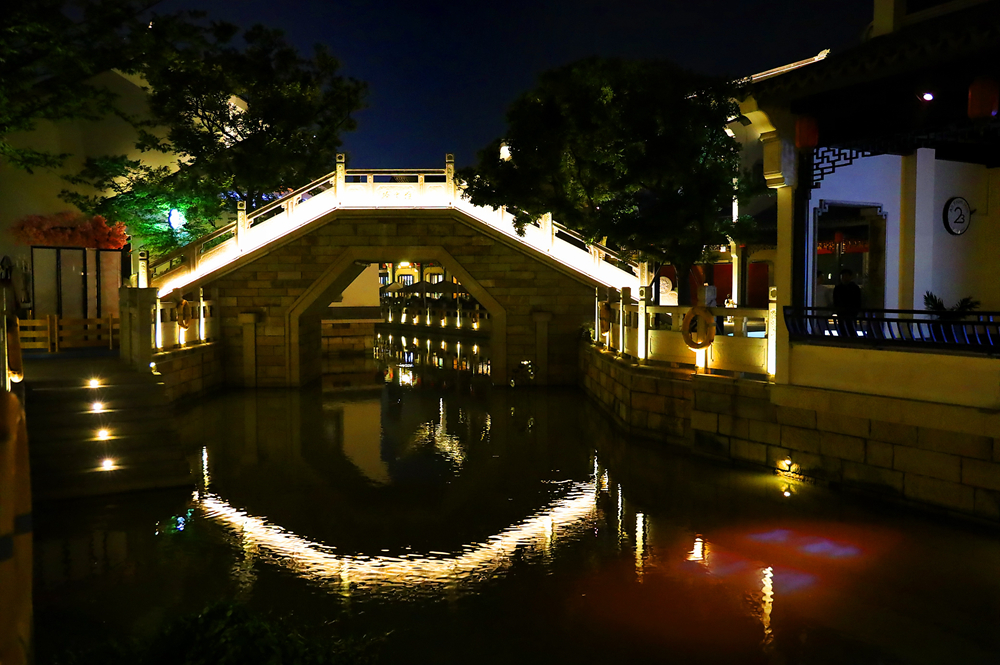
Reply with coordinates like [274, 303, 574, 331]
[17, 316, 119, 353]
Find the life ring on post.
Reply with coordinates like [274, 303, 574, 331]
[176, 299, 193, 330]
[599, 301, 614, 334]
[681, 305, 716, 350]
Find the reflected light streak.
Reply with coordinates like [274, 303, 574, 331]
[761, 566, 774, 646]
[635, 512, 645, 579]
[197, 480, 597, 592]
[687, 535, 709, 564]
[202, 446, 210, 491]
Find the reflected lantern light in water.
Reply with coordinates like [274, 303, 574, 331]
[195, 446, 599, 594]
[761, 566, 775, 647]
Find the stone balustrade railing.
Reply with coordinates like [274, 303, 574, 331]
[147, 155, 640, 298]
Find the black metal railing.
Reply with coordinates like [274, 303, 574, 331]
[784, 307, 1000, 352]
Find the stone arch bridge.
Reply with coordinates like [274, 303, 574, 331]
[121, 156, 639, 388]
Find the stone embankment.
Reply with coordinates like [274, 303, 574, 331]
[580, 342, 1000, 524]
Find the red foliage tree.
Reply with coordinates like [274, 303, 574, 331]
[11, 212, 127, 249]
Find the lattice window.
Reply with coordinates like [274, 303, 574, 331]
[812, 147, 871, 188]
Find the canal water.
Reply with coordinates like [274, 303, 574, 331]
[33, 347, 1000, 664]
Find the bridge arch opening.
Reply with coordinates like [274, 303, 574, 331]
[286, 246, 507, 386]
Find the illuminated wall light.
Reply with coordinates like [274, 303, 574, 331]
[88, 378, 100, 388]
[399, 261, 411, 268]
[694, 348, 707, 369]
[97, 429, 110, 440]
[101, 458, 116, 471]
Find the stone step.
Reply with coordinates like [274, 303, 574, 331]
[31, 452, 190, 487]
[26, 400, 173, 424]
[32, 459, 193, 502]
[30, 436, 189, 471]
[27, 414, 176, 443]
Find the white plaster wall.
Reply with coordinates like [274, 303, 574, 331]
[0, 71, 175, 262]
[931, 160, 1000, 309]
[809, 154, 903, 308]
[330, 263, 381, 307]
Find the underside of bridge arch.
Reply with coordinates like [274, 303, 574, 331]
[202, 208, 599, 388]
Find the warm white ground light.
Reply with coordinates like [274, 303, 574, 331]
[97, 429, 110, 440]
[88, 378, 100, 388]
[92, 402, 104, 413]
[101, 458, 115, 471]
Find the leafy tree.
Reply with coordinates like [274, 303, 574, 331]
[10, 211, 126, 249]
[61, 20, 366, 255]
[459, 57, 749, 304]
[0, 1, 160, 171]
[60, 156, 224, 256]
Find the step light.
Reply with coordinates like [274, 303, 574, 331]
[88, 378, 100, 388]
[97, 429, 110, 440]
[101, 458, 116, 471]
[91, 402, 104, 413]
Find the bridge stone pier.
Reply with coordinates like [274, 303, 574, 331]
[201, 208, 598, 387]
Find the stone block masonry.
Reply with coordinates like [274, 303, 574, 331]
[152, 342, 224, 402]
[580, 343, 1000, 524]
[200, 209, 596, 388]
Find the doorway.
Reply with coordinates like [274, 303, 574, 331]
[812, 203, 886, 310]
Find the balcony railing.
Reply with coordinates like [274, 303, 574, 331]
[599, 287, 774, 376]
[784, 307, 1000, 352]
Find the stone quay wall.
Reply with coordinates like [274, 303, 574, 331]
[152, 342, 224, 403]
[580, 343, 1000, 524]
[322, 321, 377, 355]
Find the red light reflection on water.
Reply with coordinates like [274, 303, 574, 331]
[566, 520, 903, 659]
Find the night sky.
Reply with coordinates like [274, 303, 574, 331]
[159, 0, 877, 168]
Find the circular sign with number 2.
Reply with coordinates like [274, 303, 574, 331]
[943, 197, 972, 235]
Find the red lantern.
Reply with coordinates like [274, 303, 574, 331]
[795, 116, 819, 149]
[968, 77, 999, 119]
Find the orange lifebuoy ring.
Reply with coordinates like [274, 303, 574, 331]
[177, 299, 193, 330]
[681, 306, 716, 350]
[599, 301, 614, 334]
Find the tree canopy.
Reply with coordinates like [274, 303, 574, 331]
[458, 57, 752, 303]
[0, 0, 158, 171]
[59, 16, 366, 256]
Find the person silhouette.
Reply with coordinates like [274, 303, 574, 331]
[833, 269, 862, 337]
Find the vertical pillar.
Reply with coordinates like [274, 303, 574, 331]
[236, 201, 248, 250]
[539, 213, 554, 251]
[239, 312, 259, 388]
[445, 153, 455, 201]
[729, 239, 741, 306]
[594, 287, 601, 343]
[637, 285, 650, 361]
[335, 153, 346, 200]
[619, 287, 631, 355]
[119, 287, 156, 370]
[899, 148, 936, 309]
[762, 124, 797, 384]
[773, 186, 794, 383]
[532, 311, 552, 385]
